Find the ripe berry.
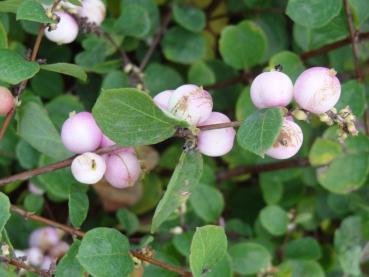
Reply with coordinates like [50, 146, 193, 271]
[293, 67, 341, 114]
[45, 12, 79, 44]
[104, 152, 141, 189]
[0, 86, 14, 116]
[28, 182, 44, 195]
[197, 112, 236, 157]
[250, 70, 293, 109]
[61, 112, 102, 154]
[168, 84, 213, 126]
[40, 256, 53, 271]
[266, 118, 303, 159]
[29, 227, 60, 251]
[49, 242, 69, 259]
[153, 90, 173, 112]
[71, 152, 106, 184]
[79, 0, 106, 25]
[26, 248, 43, 266]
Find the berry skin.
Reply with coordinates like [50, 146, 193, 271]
[29, 227, 60, 251]
[250, 70, 293, 109]
[293, 67, 341, 114]
[40, 256, 53, 271]
[104, 152, 141, 189]
[28, 182, 44, 195]
[26, 248, 44, 266]
[197, 112, 236, 157]
[168, 84, 213, 126]
[0, 86, 14, 116]
[61, 112, 103, 154]
[71, 152, 106, 184]
[266, 118, 303, 160]
[79, 0, 106, 25]
[153, 90, 173, 112]
[49, 242, 70, 259]
[45, 12, 79, 44]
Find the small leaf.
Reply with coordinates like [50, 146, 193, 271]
[269, 51, 305, 82]
[40, 63, 87, 81]
[69, 191, 89, 228]
[277, 260, 325, 277]
[16, 0, 54, 24]
[237, 108, 283, 157]
[24, 194, 44, 213]
[335, 80, 366, 117]
[77, 228, 133, 277]
[285, 238, 322, 260]
[0, 193, 10, 235]
[56, 240, 85, 277]
[151, 150, 203, 232]
[93, 88, 187, 147]
[0, 0, 23, 13]
[309, 138, 342, 166]
[188, 62, 216, 86]
[189, 225, 227, 277]
[116, 208, 139, 236]
[259, 205, 289, 236]
[173, 3, 206, 33]
[0, 49, 39, 84]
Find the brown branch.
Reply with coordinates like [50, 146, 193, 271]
[0, 255, 51, 277]
[139, 10, 172, 71]
[10, 205, 192, 276]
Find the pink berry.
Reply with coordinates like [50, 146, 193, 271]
[61, 112, 102, 154]
[168, 84, 213, 126]
[29, 227, 60, 251]
[104, 152, 141, 189]
[28, 182, 44, 195]
[266, 118, 303, 159]
[153, 90, 173, 112]
[26, 248, 43, 266]
[45, 12, 79, 44]
[197, 112, 236, 157]
[79, 0, 106, 25]
[250, 70, 293, 109]
[49, 242, 69, 259]
[71, 152, 106, 184]
[293, 67, 341, 114]
[40, 256, 54, 271]
[0, 86, 14, 116]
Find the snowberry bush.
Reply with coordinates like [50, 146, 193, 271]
[0, 0, 368, 276]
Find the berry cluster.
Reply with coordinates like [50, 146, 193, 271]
[251, 66, 342, 159]
[44, 0, 106, 45]
[13, 227, 69, 272]
[61, 112, 141, 188]
[154, 84, 236, 157]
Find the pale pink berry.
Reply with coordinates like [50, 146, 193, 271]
[266, 118, 303, 159]
[250, 70, 293, 109]
[100, 134, 136, 155]
[61, 112, 103, 154]
[40, 256, 54, 271]
[0, 86, 14, 115]
[168, 84, 213, 126]
[28, 182, 44, 195]
[71, 152, 106, 184]
[26, 248, 43, 266]
[197, 112, 236, 157]
[294, 67, 341, 114]
[104, 152, 141, 189]
[65, 0, 106, 25]
[49, 242, 69, 259]
[45, 12, 79, 44]
[29, 227, 60, 251]
[153, 90, 173, 112]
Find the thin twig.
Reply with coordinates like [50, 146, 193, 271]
[10, 205, 192, 276]
[0, 255, 51, 277]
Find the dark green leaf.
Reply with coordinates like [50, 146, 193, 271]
[116, 208, 139, 236]
[0, 193, 10, 235]
[56, 240, 85, 277]
[259, 205, 288, 236]
[40, 63, 87, 81]
[69, 191, 89, 228]
[173, 4, 206, 33]
[285, 238, 322, 260]
[16, 0, 54, 24]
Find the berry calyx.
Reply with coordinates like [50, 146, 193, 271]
[0, 86, 14, 116]
[71, 152, 106, 184]
[45, 12, 79, 44]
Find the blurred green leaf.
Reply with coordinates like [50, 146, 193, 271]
[309, 138, 342, 166]
[0, 193, 10, 236]
[188, 62, 215, 86]
[24, 193, 44, 213]
[40, 63, 87, 81]
[173, 3, 206, 33]
[269, 51, 305, 82]
[277, 260, 325, 277]
[0, 21, 7, 48]
[16, 0, 54, 24]
[259, 205, 288, 236]
[336, 80, 366, 117]
[0, 0, 23, 13]
[285, 237, 322, 260]
[56, 240, 85, 277]
[69, 191, 89, 228]
[116, 208, 139, 236]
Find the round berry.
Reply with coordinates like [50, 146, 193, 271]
[250, 70, 293, 109]
[71, 152, 106, 184]
[29, 227, 60, 251]
[40, 256, 53, 271]
[105, 152, 141, 189]
[0, 86, 14, 116]
[293, 67, 341, 114]
[49, 242, 69, 259]
[28, 182, 44, 195]
[61, 112, 102, 154]
[168, 84, 213, 126]
[79, 0, 106, 25]
[197, 112, 236, 157]
[153, 90, 173, 112]
[26, 248, 43, 266]
[45, 12, 79, 44]
[266, 118, 303, 160]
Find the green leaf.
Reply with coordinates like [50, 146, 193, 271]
[151, 150, 203, 232]
[286, 0, 342, 28]
[309, 138, 342, 166]
[69, 191, 89, 228]
[219, 20, 267, 69]
[92, 88, 186, 147]
[235, 87, 258, 121]
[77, 228, 133, 277]
[285, 238, 322, 260]
[259, 205, 288, 236]
[16, 0, 54, 24]
[102, 70, 129, 90]
[335, 80, 366, 117]
[188, 62, 216, 86]
[116, 208, 139, 236]
[189, 184, 224, 222]
[56, 240, 85, 277]
[0, 193, 10, 235]
[0, 21, 8, 48]
[24, 194, 44, 213]
[318, 153, 369, 194]
[229, 242, 271, 275]
[260, 173, 283, 205]
[15, 139, 40, 169]
[173, 4, 206, 33]
[40, 63, 87, 81]
[0, 49, 39, 84]
[203, 254, 233, 277]
[162, 26, 206, 64]
[237, 108, 283, 157]
[0, 0, 23, 13]
[189, 225, 227, 277]
[18, 102, 71, 160]
[269, 51, 305, 82]
[277, 260, 325, 277]
[31, 70, 64, 99]
[349, 0, 369, 27]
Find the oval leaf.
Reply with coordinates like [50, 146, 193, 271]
[16, 0, 54, 24]
[40, 63, 87, 81]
